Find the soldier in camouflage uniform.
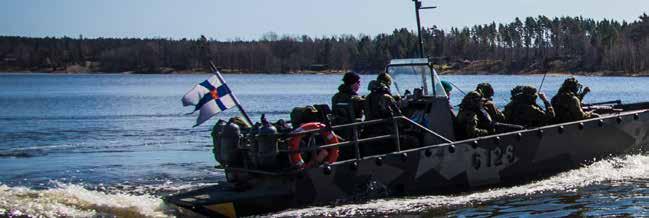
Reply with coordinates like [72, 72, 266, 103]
[455, 91, 494, 140]
[362, 73, 402, 155]
[476, 82, 505, 122]
[504, 85, 555, 128]
[331, 72, 364, 160]
[551, 77, 597, 123]
[364, 73, 401, 121]
[332, 72, 364, 125]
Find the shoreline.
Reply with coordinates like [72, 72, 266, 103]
[2, 69, 648, 77]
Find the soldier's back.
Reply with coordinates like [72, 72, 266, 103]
[552, 92, 587, 123]
[455, 109, 491, 140]
[504, 102, 547, 127]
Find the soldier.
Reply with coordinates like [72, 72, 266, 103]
[455, 91, 494, 140]
[503, 85, 555, 128]
[551, 77, 597, 123]
[441, 80, 456, 118]
[364, 73, 401, 121]
[441, 80, 453, 97]
[331, 72, 364, 160]
[331, 72, 364, 124]
[476, 82, 505, 122]
[362, 73, 402, 155]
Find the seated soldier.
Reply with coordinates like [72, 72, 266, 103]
[332, 72, 364, 125]
[504, 86, 555, 128]
[331, 72, 364, 159]
[362, 73, 403, 155]
[456, 91, 495, 140]
[476, 82, 505, 122]
[364, 73, 401, 121]
[551, 77, 598, 123]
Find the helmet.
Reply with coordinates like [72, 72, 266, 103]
[368, 80, 379, 91]
[342, 72, 360, 85]
[510, 86, 524, 99]
[560, 77, 582, 93]
[520, 86, 537, 96]
[511, 85, 538, 103]
[229, 116, 250, 128]
[460, 91, 483, 109]
[476, 83, 494, 99]
[377, 73, 392, 86]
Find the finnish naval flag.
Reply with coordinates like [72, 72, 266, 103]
[182, 72, 237, 127]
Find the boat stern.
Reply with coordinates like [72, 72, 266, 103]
[163, 183, 293, 217]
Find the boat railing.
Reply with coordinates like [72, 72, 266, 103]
[279, 115, 452, 160]
[226, 115, 452, 176]
[226, 103, 649, 176]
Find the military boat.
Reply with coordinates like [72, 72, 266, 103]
[164, 2, 649, 217]
[164, 56, 649, 217]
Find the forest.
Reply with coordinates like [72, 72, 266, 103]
[1, 14, 648, 75]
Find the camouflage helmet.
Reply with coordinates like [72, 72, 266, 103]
[476, 82, 494, 98]
[377, 73, 393, 86]
[229, 116, 251, 128]
[560, 77, 582, 93]
[510, 85, 537, 96]
[511, 85, 538, 103]
[368, 80, 379, 91]
[510, 86, 524, 99]
[520, 85, 538, 96]
[460, 91, 483, 109]
[342, 72, 360, 85]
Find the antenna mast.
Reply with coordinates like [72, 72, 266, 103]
[412, 0, 436, 58]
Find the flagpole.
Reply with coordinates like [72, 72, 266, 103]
[208, 61, 254, 126]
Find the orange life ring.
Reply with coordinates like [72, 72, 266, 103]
[288, 122, 340, 169]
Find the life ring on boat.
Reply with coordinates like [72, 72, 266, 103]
[288, 122, 340, 169]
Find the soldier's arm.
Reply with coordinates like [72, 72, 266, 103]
[485, 101, 505, 122]
[542, 102, 555, 121]
[375, 94, 393, 117]
[578, 87, 591, 101]
[503, 104, 513, 123]
[383, 94, 402, 116]
[568, 96, 591, 119]
[539, 93, 555, 122]
[351, 96, 365, 119]
[466, 115, 490, 138]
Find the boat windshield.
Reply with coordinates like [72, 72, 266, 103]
[386, 58, 447, 97]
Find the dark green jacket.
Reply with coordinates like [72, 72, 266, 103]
[503, 100, 555, 128]
[331, 84, 364, 124]
[456, 109, 492, 140]
[364, 82, 400, 121]
[551, 92, 592, 123]
[484, 100, 505, 123]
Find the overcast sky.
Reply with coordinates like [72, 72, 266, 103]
[2, 0, 648, 40]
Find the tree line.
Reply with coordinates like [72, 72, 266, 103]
[1, 13, 648, 74]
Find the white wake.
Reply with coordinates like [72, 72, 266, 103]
[272, 154, 649, 217]
[0, 183, 169, 218]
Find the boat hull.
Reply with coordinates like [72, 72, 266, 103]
[164, 109, 649, 217]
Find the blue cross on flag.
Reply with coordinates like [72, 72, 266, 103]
[182, 71, 237, 127]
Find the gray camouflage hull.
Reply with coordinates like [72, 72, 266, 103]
[164, 109, 649, 217]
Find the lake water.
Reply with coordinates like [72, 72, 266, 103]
[1, 73, 649, 217]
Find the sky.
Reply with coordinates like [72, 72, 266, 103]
[2, 0, 648, 40]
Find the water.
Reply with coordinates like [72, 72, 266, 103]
[1, 73, 649, 217]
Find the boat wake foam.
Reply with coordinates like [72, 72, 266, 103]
[0, 182, 170, 218]
[272, 154, 649, 217]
